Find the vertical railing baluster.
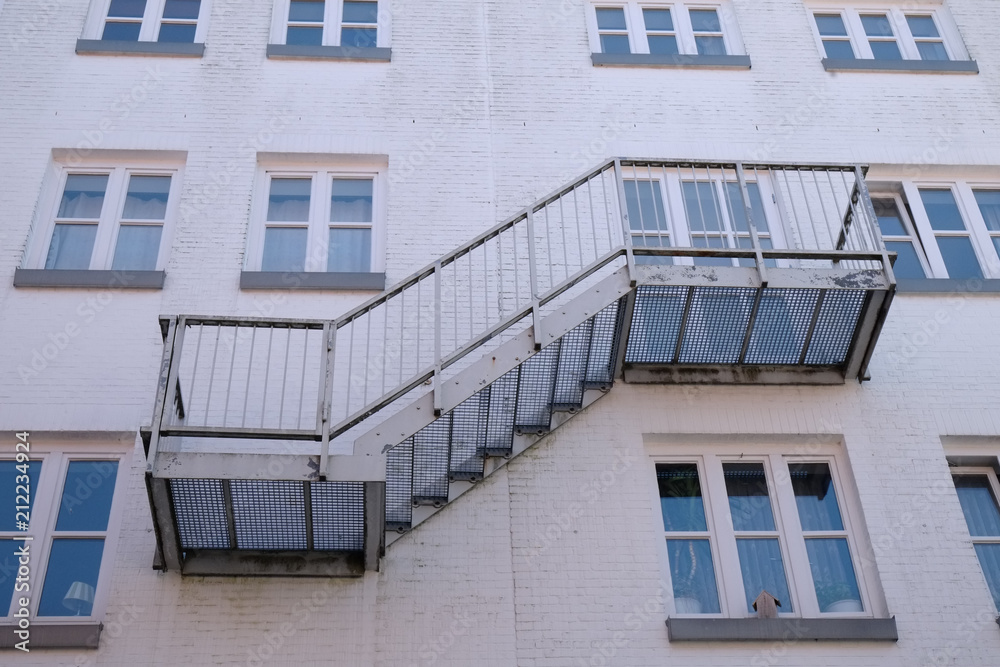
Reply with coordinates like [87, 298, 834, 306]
[587, 176, 599, 262]
[544, 204, 554, 291]
[241, 324, 256, 428]
[203, 325, 221, 427]
[222, 324, 238, 427]
[278, 326, 291, 429]
[811, 168, 839, 251]
[601, 168, 615, 248]
[526, 207, 542, 349]
[573, 186, 584, 273]
[433, 261, 443, 414]
[187, 323, 204, 426]
[613, 159, 636, 284]
[855, 165, 896, 285]
[512, 221, 521, 311]
[346, 319, 355, 417]
[297, 328, 309, 429]
[319, 321, 335, 479]
[261, 325, 273, 428]
[737, 163, 767, 285]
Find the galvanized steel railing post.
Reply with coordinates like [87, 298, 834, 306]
[319, 321, 335, 479]
[613, 159, 636, 286]
[525, 208, 542, 350]
[736, 162, 768, 287]
[146, 317, 181, 470]
[433, 262, 444, 414]
[854, 165, 896, 285]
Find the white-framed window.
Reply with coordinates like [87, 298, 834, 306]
[0, 438, 128, 625]
[654, 446, 882, 618]
[249, 162, 386, 273]
[952, 467, 1000, 610]
[271, 0, 387, 48]
[588, 2, 744, 56]
[85, 0, 209, 43]
[25, 157, 182, 272]
[808, 5, 969, 61]
[867, 174, 1000, 280]
[620, 165, 784, 267]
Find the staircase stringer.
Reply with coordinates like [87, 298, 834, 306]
[353, 266, 633, 460]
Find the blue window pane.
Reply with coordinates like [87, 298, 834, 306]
[38, 539, 105, 617]
[919, 189, 965, 231]
[657, 464, 707, 532]
[108, 0, 146, 18]
[330, 179, 373, 222]
[163, 0, 200, 20]
[916, 41, 949, 61]
[954, 476, 1000, 537]
[873, 198, 905, 235]
[596, 7, 626, 30]
[870, 41, 902, 60]
[689, 9, 721, 32]
[973, 544, 1000, 610]
[683, 182, 722, 233]
[112, 225, 162, 270]
[342, 0, 377, 24]
[287, 25, 323, 45]
[327, 228, 371, 272]
[724, 182, 769, 233]
[937, 237, 983, 280]
[823, 40, 855, 59]
[289, 0, 324, 22]
[975, 191, 1000, 231]
[56, 461, 119, 531]
[341, 27, 377, 47]
[647, 35, 679, 55]
[123, 175, 170, 220]
[45, 224, 97, 270]
[268, 178, 311, 222]
[0, 461, 42, 530]
[599, 33, 630, 54]
[724, 462, 776, 532]
[736, 236, 776, 268]
[262, 227, 308, 272]
[736, 538, 792, 612]
[158, 23, 197, 43]
[790, 463, 843, 531]
[102, 21, 142, 41]
[906, 15, 939, 38]
[695, 35, 726, 56]
[625, 180, 667, 232]
[59, 174, 108, 219]
[0, 539, 20, 615]
[643, 8, 672, 31]
[666, 539, 721, 613]
[885, 241, 926, 279]
[815, 14, 848, 36]
[807, 538, 862, 613]
[861, 14, 893, 37]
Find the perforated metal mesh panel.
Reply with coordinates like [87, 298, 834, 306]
[553, 319, 592, 407]
[805, 290, 866, 364]
[412, 418, 451, 504]
[171, 479, 231, 550]
[744, 289, 821, 364]
[625, 286, 688, 363]
[311, 481, 365, 551]
[678, 287, 756, 364]
[586, 300, 622, 385]
[485, 369, 518, 454]
[386, 438, 413, 529]
[450, 391, 488, 479]
[231, 480, 308, 550]
[515, 341, 560, 431]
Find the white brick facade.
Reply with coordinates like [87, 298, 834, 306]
[2, 0, 1000, 664]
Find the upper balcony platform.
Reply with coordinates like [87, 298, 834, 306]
[143, 159, 895, 576]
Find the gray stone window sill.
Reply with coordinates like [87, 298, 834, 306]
[266, 44, 391, 61]
[1, 623, 102, 649]
[592, 53, 751, 69]
[76, 39, 205, 57]
[666, 617, 898, 642]
[896, 278, 1000, 293]
[240, 271, 386, 290]
[14, 269, 165, 289]
[821, 58, 978, 74]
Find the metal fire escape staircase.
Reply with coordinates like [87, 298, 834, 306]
[143, 159, 896, 576]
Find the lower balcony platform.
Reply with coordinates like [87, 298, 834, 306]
[622, 264, 892, 384]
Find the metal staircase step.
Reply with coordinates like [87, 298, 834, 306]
[411, 418, 451, 507]
[551, 318, 593, 412]
[483, 369, 518, 456]
[514, 341, 561, 435]
[448, 391, 488, 482]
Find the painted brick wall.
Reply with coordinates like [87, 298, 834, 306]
[1, 0, 999, 664]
